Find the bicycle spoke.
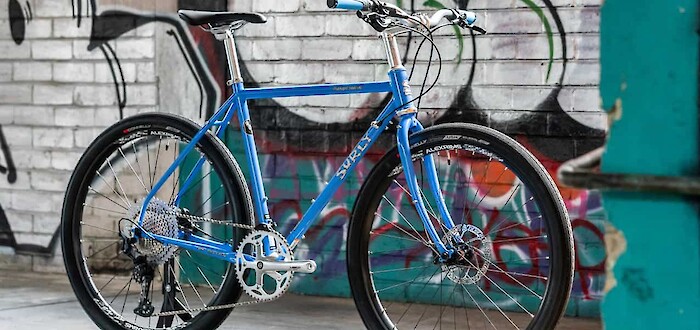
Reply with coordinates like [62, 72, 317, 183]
[431, 282, 460, 330]
[200, 201, 230, 218]
[106, 158, 132, 207]
[152, 136, 162, 187]
[375, 266, 440, 294]
[88, 186, 128, 210]
[95, 171, 131, 208]
[173, 258, 206, 307]
[118, 147, 149, 194]
[85, 240, 119, 260]
[465, 256, 533, 318]
[379, 194, 436, 250]
[460, 283, 497, 330]
[82, 203, 123, 215]
[374, 212, 438, 255]
[80, 222, 120, 235]
[174, 169, 214, 202]
[371, 264, 433, 275]
[183, 251, 217, 294]
[460, 154, 476, 226]
[192, 184, 224, 215]
[490, 215, 543, 236]
[414, 272, 447, 328]
[472, 248, 544, 298]
[492, 235, 547, 244]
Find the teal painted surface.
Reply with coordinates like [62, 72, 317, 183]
[600, 0, 700, 329]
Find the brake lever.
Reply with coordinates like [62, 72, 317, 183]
[356, 11, 391, 32]
[456, 19, 487, 35]
[471, 25, 487, 34]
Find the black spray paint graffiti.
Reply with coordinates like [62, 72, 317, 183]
[0, 126, 57, 255]
[0, 125, 24, 252]
[8, 0, 32, 45]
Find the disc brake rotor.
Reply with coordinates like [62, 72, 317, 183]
[235, 230, 294, 301]
[441, 224, 492, 285]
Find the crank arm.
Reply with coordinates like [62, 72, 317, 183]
[254, 260, 317, 274]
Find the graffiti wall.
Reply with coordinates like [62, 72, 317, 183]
[0, 0, 605, 317]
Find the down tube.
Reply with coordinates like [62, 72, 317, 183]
[286, 103, 398, 248]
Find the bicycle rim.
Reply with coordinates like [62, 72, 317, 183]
[349, 124, 572, 330]
[62, 114, 251, 329]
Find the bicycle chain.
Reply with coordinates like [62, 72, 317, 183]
[151, 298, 271, 317]
[148, 211, 275, 317]
[167, 210, 256, 230]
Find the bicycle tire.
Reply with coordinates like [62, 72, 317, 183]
[61, 113, 254, 330]
[347, 123, 574, 330]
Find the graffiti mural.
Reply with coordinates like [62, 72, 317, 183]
[0, 0, 605, 316]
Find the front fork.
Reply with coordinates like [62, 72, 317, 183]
[396, 114, 459, 260]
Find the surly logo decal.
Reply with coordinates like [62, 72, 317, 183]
[336, 133, 373, 179]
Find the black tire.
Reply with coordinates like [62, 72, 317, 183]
[347, 123, 574, 330]
[61, 113, 254, 330]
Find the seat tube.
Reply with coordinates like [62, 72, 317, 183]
[224, 30, 271, 225]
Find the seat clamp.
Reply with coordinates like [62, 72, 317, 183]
[396, 107, 418, 116]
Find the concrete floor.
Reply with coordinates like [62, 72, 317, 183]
[0, 270, 601, 329]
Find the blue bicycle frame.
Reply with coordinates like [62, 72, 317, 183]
[134, 30, 458, 264]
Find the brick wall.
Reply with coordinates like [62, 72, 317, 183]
[0, 0, 606, 317]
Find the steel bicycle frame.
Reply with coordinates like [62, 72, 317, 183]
[135, 30, 458, 264]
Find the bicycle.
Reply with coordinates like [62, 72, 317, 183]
[61, 1, 574, 329]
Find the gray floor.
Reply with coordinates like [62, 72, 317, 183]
[0, 270, 601, 329]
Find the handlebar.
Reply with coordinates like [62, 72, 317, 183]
[327, 0, 482, 33]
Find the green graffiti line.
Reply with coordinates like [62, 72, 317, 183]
[520, 0, 555, 81]
[400, 0, 555, 79]
[421, 0, 465, 64]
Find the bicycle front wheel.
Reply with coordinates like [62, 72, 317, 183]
[347, 123, 573, 330]
[61, 113, 254, 329]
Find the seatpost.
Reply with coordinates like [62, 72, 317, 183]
[224, 29, 244, 84]
[381, 32, 403, 69]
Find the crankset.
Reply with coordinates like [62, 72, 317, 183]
[235, 230, 317, 301]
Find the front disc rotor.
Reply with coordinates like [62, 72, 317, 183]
[441, 224, 492, 284]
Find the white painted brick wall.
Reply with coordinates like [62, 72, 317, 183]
[0, 0, 604, 274]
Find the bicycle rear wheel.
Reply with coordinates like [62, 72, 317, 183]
[61, 113, 254, 329]
[347, 123, 573, 330]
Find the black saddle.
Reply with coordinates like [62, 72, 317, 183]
[178, 10, 267, 26]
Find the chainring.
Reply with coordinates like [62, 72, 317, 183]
[235, 230, 294, 301]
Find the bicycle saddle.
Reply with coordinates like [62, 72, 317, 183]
[178, 10, 267, 26]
